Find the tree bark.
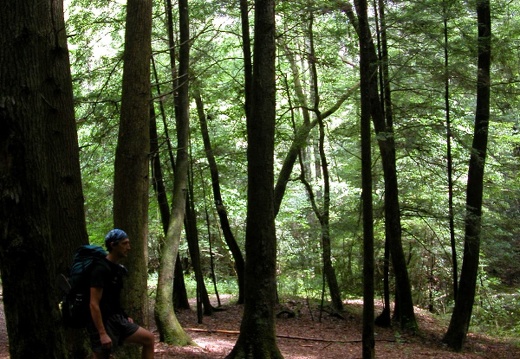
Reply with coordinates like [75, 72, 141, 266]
[443, 0, 491, 351]
[0, 0, 84, 357]
[163, 0, 192, 311]
[226, 0, 283, 357]
[154, 0, 193, 346]
[47, 0, 92, 352]
[113, 4, 153, 350]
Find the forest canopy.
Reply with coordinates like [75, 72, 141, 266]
[67, 0, 519, 308]
[0, 0, 518, 357]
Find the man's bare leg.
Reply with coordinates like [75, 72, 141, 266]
[125, 326, 155, 359]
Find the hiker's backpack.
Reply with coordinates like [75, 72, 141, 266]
[60, 244, 108, 328]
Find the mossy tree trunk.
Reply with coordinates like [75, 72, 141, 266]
[154, 0, 193, 346]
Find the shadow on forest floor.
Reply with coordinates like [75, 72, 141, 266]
[158, 297, 520, 358]
[0, 296, 518, 358]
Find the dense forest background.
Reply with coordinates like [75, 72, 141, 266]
[68, 0, 518, 328]
[0, 0, 519, 358]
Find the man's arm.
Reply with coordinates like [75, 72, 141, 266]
[90, 287, 112, 349]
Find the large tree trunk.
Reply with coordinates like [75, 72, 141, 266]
[113, 4, 153, 351]
[226, 0, 283, 357]
[154, 0, 193, 346]
[443, 0, 491, 351]
[357, 0, 375, 357]
[46, 0, 92, 352]
[0, 0, 84, 357]
[195, 91, 246, 304]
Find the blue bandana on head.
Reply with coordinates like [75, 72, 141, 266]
[105, 228, 128, 249]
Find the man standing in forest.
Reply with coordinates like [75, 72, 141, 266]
[88, 229, 155, 358]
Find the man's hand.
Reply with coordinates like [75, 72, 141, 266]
[100, 332, 112, 349]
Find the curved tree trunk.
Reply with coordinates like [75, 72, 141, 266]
[162, 0, 192, 311]
[443, 0, 491, 350]
[276, 16, 360, 311]
[154, 0, 193, 346]
[151, 57, 190, 311]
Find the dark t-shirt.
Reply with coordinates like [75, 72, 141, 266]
[89, 258, 127, 318]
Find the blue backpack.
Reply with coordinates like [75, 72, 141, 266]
[60, 245, 108, 328]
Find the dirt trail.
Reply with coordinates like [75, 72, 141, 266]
[0, 297, 518, 358]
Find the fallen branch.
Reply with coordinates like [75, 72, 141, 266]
[187, 328, 239, 335]
[185, 328, 396, 344]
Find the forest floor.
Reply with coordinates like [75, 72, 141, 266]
[0, 296, 519, 358]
